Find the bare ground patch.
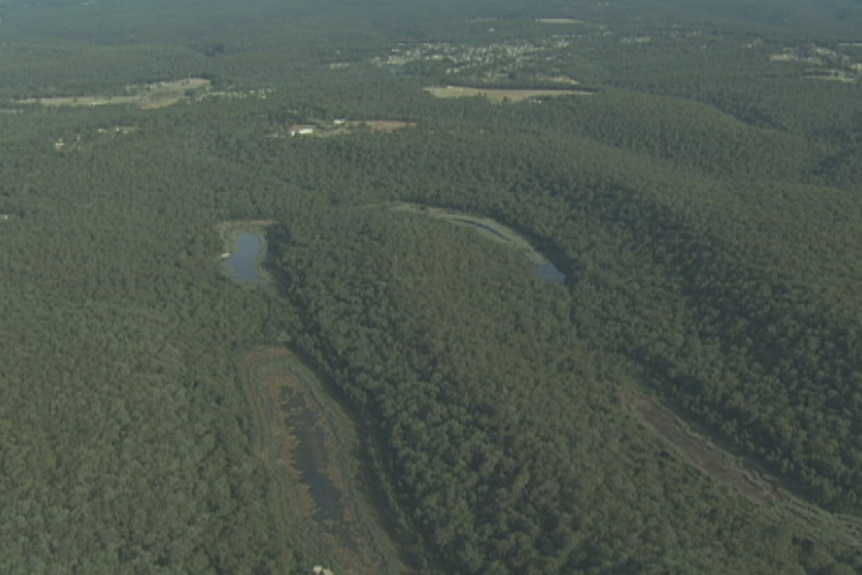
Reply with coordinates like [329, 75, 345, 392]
[627, 393, 776, 503]
[423, 85, 594, 102]
[285, 119, 417, 138]
[535, 17, 590, 25]
[16, 77, 211, 109]
[625, 390, 862, 547]
[363, 120, 417, 132]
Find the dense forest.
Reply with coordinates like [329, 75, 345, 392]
[3, 0, 862, 573]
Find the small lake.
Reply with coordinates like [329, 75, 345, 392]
[536, 262, 567, 284]
[223, 233, 264, 284]
[455, 218, 567, 284]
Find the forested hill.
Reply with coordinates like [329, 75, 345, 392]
[259, 106, 862, 571]
[3, 0, 862, 574]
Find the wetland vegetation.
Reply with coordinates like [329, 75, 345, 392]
[4, 0, 862, 574]
[240, 348, 414, 575]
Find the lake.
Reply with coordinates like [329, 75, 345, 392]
[452, 217, 567, 284]
[536, 262, 567, 284]
[223, 233, 264, 284]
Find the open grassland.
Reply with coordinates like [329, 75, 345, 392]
[240, 347, 413, 575]
[625, 391, 862, 548]
[423, 85, 593, 102]
[16, 77, 210, 109]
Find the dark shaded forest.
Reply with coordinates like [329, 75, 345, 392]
[3, 0, 862, 573]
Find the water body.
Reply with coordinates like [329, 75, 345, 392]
[223, 233, 264, 283]
[282, 386, 345, 525]
[244, 349, 414, 574]
[537, 262, 567, 284]
[454, 217, 567, 284]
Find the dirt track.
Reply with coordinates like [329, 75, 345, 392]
[627, 391, 862, 547]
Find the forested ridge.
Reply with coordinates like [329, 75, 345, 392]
[3, 0, 862, 573]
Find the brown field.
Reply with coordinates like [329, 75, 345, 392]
[16, 77, 210, 109]
[423, 85, 593, 102]
[240, 347, 414, 575]
[625, 390, 862, 547]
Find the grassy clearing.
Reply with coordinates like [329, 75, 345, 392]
[16, 77, 210, 109]
[423, 85, 593, 102]
[624, 390, 862, 548]
[363, 120, 417, 132]
[240, 347, 414, 575]
[285, 119, 417, 138]
[539, 74, 581, 85]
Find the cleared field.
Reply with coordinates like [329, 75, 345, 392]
[287, 119, 417, 137]
[539, 74, 581, 85]
[16, 77, 210, 109]
[240, 347, 414, 575]
[364, 120, 417, 132]
[423, 85, 593, 102]
[536, 17, 589, 25]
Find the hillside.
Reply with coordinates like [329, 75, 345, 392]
[2, 1, 862, 574]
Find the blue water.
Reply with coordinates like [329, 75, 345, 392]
[287, 396, 344, 524]
[223, 233, 263, 283]
[455, 218, 567, 284]
[536, 262, 567, 284]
